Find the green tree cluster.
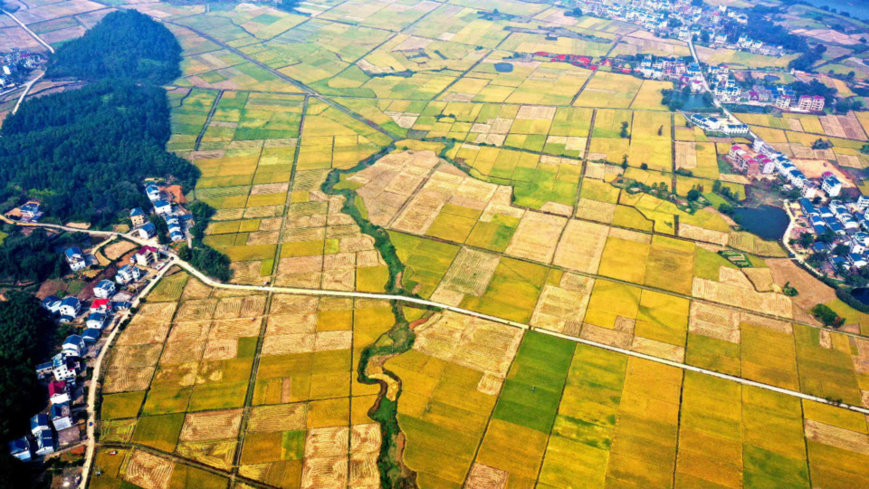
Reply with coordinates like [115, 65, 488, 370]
[0, 228, 68, 283]
[46, 10, 181, 84]
[0, 81, 199, 227]
[810, 304, 845, 328]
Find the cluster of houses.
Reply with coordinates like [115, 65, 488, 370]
[582, 0, 711, 35]
[8, 379, 76, 461]
[131, 183, 188, 243]
[0, 49, 43, 89]
[797, 197, 869, 270]
[724, 137, 845, 199]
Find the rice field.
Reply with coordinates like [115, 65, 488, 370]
[83, 1, 869, 487]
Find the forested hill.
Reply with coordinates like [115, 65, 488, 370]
[0, 81, 199, 226]
[47, 10, 181, 84]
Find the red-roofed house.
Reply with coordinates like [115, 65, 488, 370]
[90, 298, 110, 313]
[48, 381, 69, 405]
[131, 246, 159, 267]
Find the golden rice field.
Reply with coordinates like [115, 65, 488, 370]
[75, 0, 869, 487]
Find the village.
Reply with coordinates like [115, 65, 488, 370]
[5, 182, 189, 467]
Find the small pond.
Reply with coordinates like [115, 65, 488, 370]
[731, 205, 789, 241]
[494, 62, 514, 73]
[852, 288, 869, 306]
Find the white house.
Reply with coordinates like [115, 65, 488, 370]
[59, 297, 81, 318]
[50, 402, 73, 431]
[146, 184, 161, 202]
[115, 264, 144, 284]
[42, 296, 62, 314]
[153, 199, 172, 215]
[822, 174, 843, 198]
[94, 280, 116, 299]
[138, 222, 157, 240]
[8, 438, 31, 462]
[62, 335, 85, 358]
[33, 431, 55, 457]
[64, 247, 87, 272]
[132, 246, 158, 267]
[51, 353, 79, 382]
[86, 312, 106, 330]
[48, 380, 70, 405]
[30, 414, 50, 436]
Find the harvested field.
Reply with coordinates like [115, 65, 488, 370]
[692, 277, 792, 318]
[791, 159, 855, 187]
[466, 463, 509, 489]
[125, 450, 174, 489]
[767, 258, 835, 312]
[689, 302, 741, 343]
[103, 367, 156, 393]
[744, 267, 777, 292]
[530, 273, 594, 335]
[301, 456, 348, 489]
[553, 219, 608, 274]
[678, 223, 729, 246]
[180, 409, 244, 442]
[248, 404, 307, 433]
[104, 240, 138, 260]
[440, 248, 500, 296]
[505, 211, 567, 264]
[412, 311, 523, 377]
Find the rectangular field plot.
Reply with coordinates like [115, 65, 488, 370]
[575, 72, 644, 109]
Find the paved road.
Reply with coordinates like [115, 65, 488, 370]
[2, 9, 55, 53]
[11, 70, 43, 115]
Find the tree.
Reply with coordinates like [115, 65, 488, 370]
[621, 155, 628, 170]
[149, 214, 169, 245]
[640, 163, 648, 170]
[810, 304, 845, 328]
[687, 189, 702, 202]
[0, 81, 199, 227]
[620, 121, 630, 138]
[657, 125, 663, 136]
[0, 293, 54, 442]
[797, 232, 814, 248]
[833, 243, 850, 256]
[47, 11, 181, 84]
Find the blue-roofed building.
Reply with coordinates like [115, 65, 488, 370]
[82, 328, 101, 344]
[153, 199, 172, 215]
[36, 361, 53, 379]
[812, 242, 827, 253]
[94, 280, 116, 299]
[138, 222, 157, 240]
[86, 312, 106, 330]
[62, 335, 85, 358]
[64, 247, 87, 272]
[850, 253, 867, 268]
[30, 414, 50, 436]
[59, 297, 80, 317]
[8, 437, 31, 462]
[146, 184, 161, 202]
[170, 230, 185, 242]
[798, 198, 816, 216]
[34, 430, 55, 456]
[41, 296, 62, 314]
[830, 256, 847, 268]
[50, 402, 72, 431]
[130, 207, 146, 228]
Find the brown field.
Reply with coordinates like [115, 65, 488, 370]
[530, 273, 594, 335]
[104, 240, 138, 260]
[688, 302, 741, 343]
[174, 299, 218, 322]
[675, 141, 698, 170]
[767, 258, 834, 323]
[505, 211, 567, 264]
[553, 219, 608, 274]
[819, 113, 867, 140]
[350, 451, 379, 489]
[440, 248, 499, 296]
[175, 439, 237, 470]
[631, 336, 685, 362]
[248, 404, 307, 433]
[102, 367, 156, 393]
[125, 450, 174, 489]
[678, 223, 729, 246]
[167, 320, 211, 343]
[412, 311, 523, 377]
[302, 456, 348, 489]
[804, 420, 869, 454]
[180, 409, 244, 442]
[743, 267, 776, 292]
[110, 344, 163, 369]
[267, 312, 318, 335]
[181, 279, 213, 300]
[467, 463, 509, 489]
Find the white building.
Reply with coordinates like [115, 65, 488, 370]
[823, 175, 843, 198]
[93, 280, 116, 299]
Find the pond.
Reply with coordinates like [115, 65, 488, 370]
[682, 93, 713, 111]
[731, 205, 790, 241]
[852, 288, 869, 306]
[494, 62, 514, 73]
